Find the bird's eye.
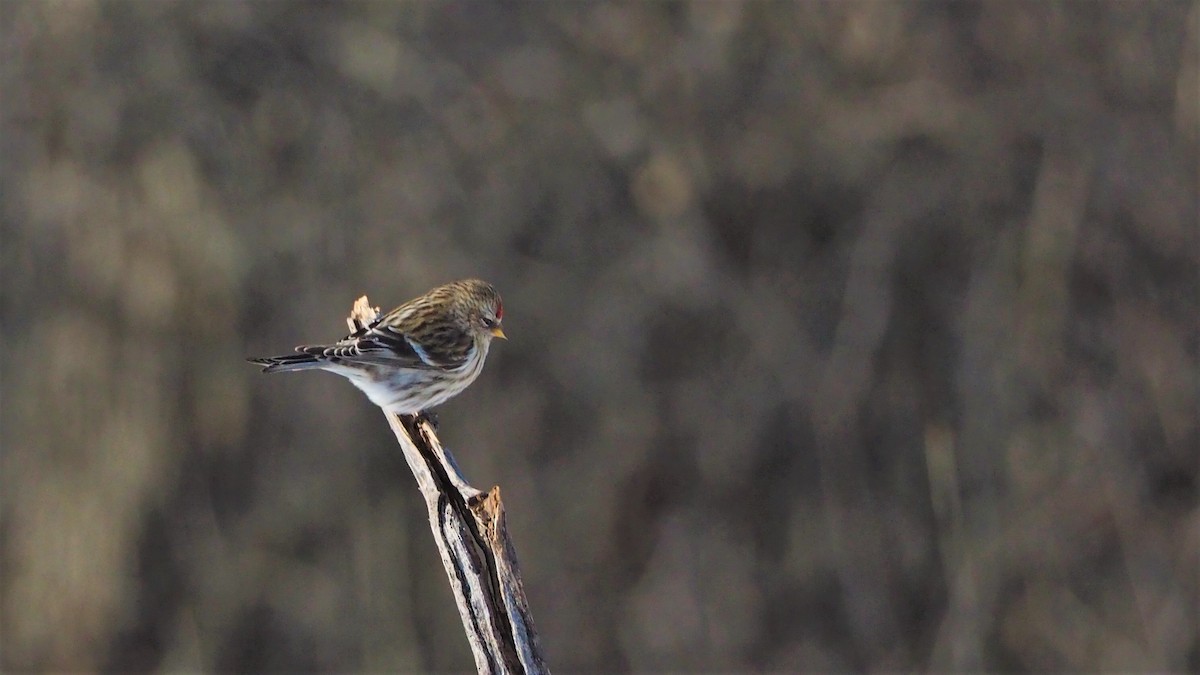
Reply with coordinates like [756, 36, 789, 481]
[481, 316, 497, 329]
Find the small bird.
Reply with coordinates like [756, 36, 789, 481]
[249, 279, 506, 416]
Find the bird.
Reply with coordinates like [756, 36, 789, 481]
[249, 279, 506, 417]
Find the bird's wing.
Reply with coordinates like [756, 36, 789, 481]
[321, 313, 466, 370]
[321, 300, 472, 370]
[359, 322, 467, 369]
[306, 331, 438, 369]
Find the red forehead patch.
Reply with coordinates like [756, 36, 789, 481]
[496, 301, 503, 320]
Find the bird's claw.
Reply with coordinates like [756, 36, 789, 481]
[414, 409, 439, 431]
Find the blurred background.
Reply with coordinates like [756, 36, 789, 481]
[2, 1, 1197, 672]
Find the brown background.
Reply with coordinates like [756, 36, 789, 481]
[2, 1, 1197, 672]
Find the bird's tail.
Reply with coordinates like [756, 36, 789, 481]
[247, 347, 326, 373]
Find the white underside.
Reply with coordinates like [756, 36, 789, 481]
[329, 341, 489, 414]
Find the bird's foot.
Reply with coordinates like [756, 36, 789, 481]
[414, 409, 439, 431]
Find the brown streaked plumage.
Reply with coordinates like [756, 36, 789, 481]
[249, 279, 505, 415]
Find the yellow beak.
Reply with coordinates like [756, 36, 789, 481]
[490, 326, 507, 340]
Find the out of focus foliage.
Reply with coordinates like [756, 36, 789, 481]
[2, 1, 1197, 672]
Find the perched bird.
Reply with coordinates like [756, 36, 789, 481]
[249, 279, 506, 416]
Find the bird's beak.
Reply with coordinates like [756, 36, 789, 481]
[490, 326, 507, 340]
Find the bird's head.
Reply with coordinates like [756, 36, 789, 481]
[457, 279, 506, 343]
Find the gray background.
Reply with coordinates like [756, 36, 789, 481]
[2, 1, 1197, 672]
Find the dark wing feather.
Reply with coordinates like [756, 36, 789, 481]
[317, 285, 477, 370]
[298, 333, 434, 370]
[304, 322, 465, 370]
[367, 321, 473, 369]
